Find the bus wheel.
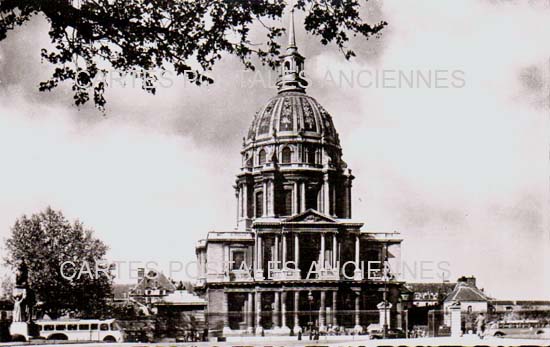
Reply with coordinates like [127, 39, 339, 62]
[11, 334, 27, 342]
[103, 335, 117, 342]
[47, 333, 68, 340]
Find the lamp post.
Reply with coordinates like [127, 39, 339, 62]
[307, 291, 314, 333]
[382, 243, 389, 339]
[400, 292, 410, 338]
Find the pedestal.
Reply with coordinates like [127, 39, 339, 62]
[10, 322, 30, 340]
[449, 303, 462, 337]
[377, 301, 392, 330]
[292, 325, 302, 335]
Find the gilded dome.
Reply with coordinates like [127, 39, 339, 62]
[246, 91, 340, 146]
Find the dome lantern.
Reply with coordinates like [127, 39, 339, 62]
[276, 8, 308, 94]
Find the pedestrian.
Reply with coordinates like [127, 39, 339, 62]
[475, 313, 486, 339]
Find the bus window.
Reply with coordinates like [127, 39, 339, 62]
[44, 325, 54, 331]
[110, 323, 117, 331]
[91, 324, 98, 330]
[100, 323, 109, 331]
[67, 324, 77, 331]
[78, 324, 90, 330]
[55, 325, 66, 331]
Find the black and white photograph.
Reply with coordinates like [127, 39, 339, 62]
[0, 0, 549, 346]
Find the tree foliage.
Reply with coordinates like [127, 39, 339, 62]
[0, 0, 386, 111]
[4, 207, 112, 319]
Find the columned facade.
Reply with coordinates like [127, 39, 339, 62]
[194, 9, 404, 337]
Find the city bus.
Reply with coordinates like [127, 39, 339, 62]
[34, 318, 124, 342]
[485, 319, 550, 338]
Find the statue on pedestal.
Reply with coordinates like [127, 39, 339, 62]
[10, 259, 38, 340]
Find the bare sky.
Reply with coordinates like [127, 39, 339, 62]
[0, 0, 549, 299]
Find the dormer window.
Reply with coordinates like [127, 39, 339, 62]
[258, 149, 266, 165]
[281, 147, 292, 164]
[307, 146, 316, 164]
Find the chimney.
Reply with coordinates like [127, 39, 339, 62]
[137, 268, 145, 282]
[458, 275, 476, 287]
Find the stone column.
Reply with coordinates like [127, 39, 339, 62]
[294, 234, 300, 277]
[243, 184, 248, 218]
[354, 292, 361, 331]
[300, 181, 306, 212]
[255, 236, 264, 280]
[319, 291, 326, 331]
[238, 186, 243, 218]
[293, 291, 300, 334]
[293, 182, 298, 214]
[332, 234, 338, 268]
[282, 234, 287, 267]
[223, 292, 231, 334]
[224, 245, 230, 280]
[319, 233, 325, 270]
[332, 291, 338, 326]
[274, 235, 279, 265]
[331, 183, 336, 216]
[247, 292, 254, 333]
[281, 291, 289, 331]
[354, 235, 362, 280]
[262, 181, 268, 217]
[255, 291, 263, 334]
[323, 174, 330, 215]
[274, 291, 280, 328]
[267, 180, 274, 217]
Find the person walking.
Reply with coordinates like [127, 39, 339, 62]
[475, 313, 486, 339]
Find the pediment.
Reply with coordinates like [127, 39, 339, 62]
[283, 209, 337, 223]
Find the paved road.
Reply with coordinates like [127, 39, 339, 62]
[1, 335, 549, 347]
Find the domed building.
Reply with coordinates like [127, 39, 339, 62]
[195, 11, 405, 336]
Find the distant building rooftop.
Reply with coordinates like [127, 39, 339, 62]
[156, 290, 206, 306]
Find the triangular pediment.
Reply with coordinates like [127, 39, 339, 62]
[283, 209, 337, 223]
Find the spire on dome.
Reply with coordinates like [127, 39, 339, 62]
[276, 5, 308, 93]
[288, 8, 296, 50]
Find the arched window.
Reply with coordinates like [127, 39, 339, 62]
[255, 191, 264, 217]
[281, 147, 292, 164]
[284, 61, 291, 72]
[307, 146, 316, 164]
[258, 149, 266, 165]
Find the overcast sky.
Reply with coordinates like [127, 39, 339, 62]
[0, 0, 549, 299]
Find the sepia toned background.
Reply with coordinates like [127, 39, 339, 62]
[0, 0, 548, 299]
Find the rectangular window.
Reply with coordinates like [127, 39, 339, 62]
[232, 251, 245, 270]
[67, 324, 77, 331]
[255, 191, 264, 217]
[91, 324, 98, 330]
[100, 323, 109, 331]
[306, 186, 317, 210]
[78, 324, 89, 331]
[55, 325, 66, 331]
[44, 325, 54, 331]
[282, 189, 293, 216]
